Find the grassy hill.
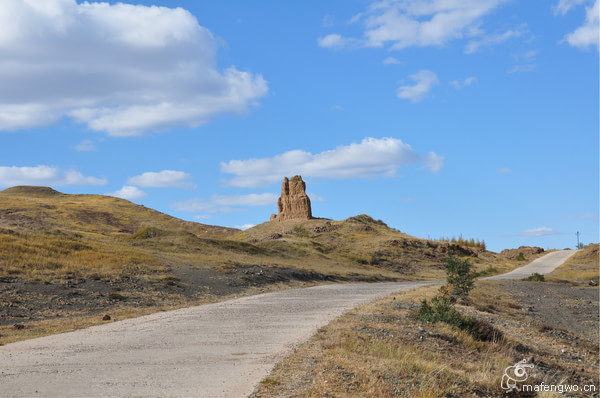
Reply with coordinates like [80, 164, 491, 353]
[0, 186, 527, 344]
[0, 186, 516, 283]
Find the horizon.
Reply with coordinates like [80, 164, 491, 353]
[1, 0, 598, 253]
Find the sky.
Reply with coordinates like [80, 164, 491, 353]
[0, 0, 598, 253]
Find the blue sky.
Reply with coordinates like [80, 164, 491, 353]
[0, 0, 598, 252]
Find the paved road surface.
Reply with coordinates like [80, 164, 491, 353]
[0, 282, 435, 397]
[482, 249, 578, 280]
[0, 250, 576, 397]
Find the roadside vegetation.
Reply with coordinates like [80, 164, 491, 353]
[254, 245, 599, 397]
[546, 244, 599, 284]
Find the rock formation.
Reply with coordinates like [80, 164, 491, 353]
[270, 176, 312, 221]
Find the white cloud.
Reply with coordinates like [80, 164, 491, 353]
[108, 185, 147, 200]
[519, 226, 562, 237]
[465, 26, 526, 54]
[0, 165, 106, 188]
[74, 139, 96, 152]
[506, 50, 538, 74]
[382, 56, 404, 65]
[317, 33, 347, 49]
[308, 192, 326, 202]
[553, 0, 588, 15]
[173, 193, 278, 213]
[422, 152, 445, 173]
[497, 167, 512, 174]
[127, 170, 193, 188]
[506, 64, 537, 74]
[563, 0, 599, 51]
[0, 1, 267, 136]
[397, 70, 439, 102]
[235, 224, 255, 230]
[331, 105, 344, 111]
[449, 76, 477, 89]
[320, 0, 508, 50]
[220, 137, 443, 188]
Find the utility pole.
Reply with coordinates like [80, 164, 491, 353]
[576, 231, 580, 249]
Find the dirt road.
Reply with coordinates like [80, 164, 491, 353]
[0, 250, 576, 397]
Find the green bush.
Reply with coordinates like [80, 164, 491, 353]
[515, 252, 526, 261]
[443, 256, 476, 298]
[414, 255, 503, 342]
[415, 295, 503, 342]
[523, 272, 545, 282]
[417, 296, 463, 326]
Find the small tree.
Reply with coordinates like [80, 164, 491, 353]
[443, 256, 476, 298]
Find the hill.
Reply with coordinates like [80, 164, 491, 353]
[0, 186, 525, 344]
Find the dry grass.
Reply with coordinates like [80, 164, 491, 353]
[253, 282, 598, 397]
[1, 189, 523, 284]
[546, 244, 599, 283]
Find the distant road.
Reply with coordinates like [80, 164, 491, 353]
[0, 250, 576, 397]
[482, 249, 578, 280]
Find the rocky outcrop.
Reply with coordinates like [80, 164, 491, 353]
[270, 176, 312, 221]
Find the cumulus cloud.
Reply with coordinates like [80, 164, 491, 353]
[0, 165, 106, 188]
[220, 137, 444, 188]
[519, 226, 562, 237]
[449, 76, 477, 89]
[173, 193, 278, 213]
[127, 170, 193, 188]
[108, 185, 147, 200]
[319, 0, 508, 50]
[562, 0, 599, 51]
[0, 1, 267, 136]
[397, 70, 439, 102]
